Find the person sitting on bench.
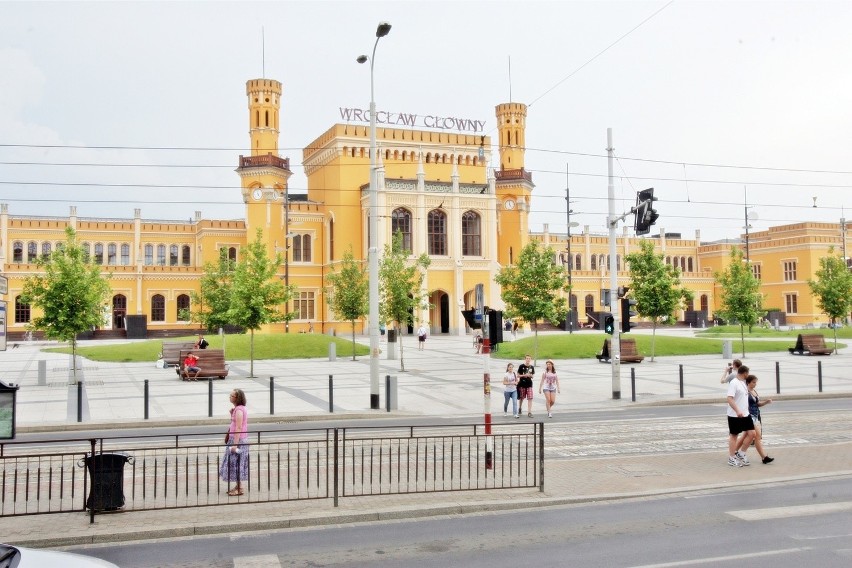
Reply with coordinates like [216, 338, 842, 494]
[184, 353, 201, 380]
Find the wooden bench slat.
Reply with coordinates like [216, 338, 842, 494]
[596, 338, 644, 363]
[789, 333, 833, 356]
[161, 342, 197, 366]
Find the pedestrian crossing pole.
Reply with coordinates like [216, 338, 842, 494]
[483, 341, 493, 469]
[607, 127, 622, 400]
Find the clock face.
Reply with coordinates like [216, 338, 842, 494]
[252, 188, 263, 201]
[504, 199, 516, 210]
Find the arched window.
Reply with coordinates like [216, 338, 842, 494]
[616, 255, 622, 271]
[599, 254, 606, 270]
[584, 294, 594, 315]
[302, 234, 312, 262]
[41, 242, 52, 258]
[176, 294, 190, 321]
[680, 257, 686, 272]
[156, 244, 166, 265]
[590, 254, 597, 271]
[665, 256, 671, 265]
[27, 241, 38, 263]
[15, 296, 30, 323]
[570, 294, 578, 310]
[687, 257, 694, 272]
[700, 294, 709, 312]
[12, 241, 23, 262]
[428, 209, 447, 255]
[292, 235, 302, 262]
[151, 294, 166, 322]
[107, 243, 117, 265]
[462, 211, 481, 256]
[391, 208, 412, 252]
[144, 244, 153, 265]
[575, 254, 582, 270]
[182, 245, 191, 266]
[94, 243, 104, 264]
[228, 247, 237, 262]
[169, 244, 179, 266]
[121, 243, 130, 265]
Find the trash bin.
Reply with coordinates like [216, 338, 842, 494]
[722, 340, 733, 360]
[387, 329, 397, 360]
[83, 453, 133, 511]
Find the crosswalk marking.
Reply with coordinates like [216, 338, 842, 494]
[233, 554, 281, 567]
[626, 547, 811, 567]
[728, 501, 852, 521]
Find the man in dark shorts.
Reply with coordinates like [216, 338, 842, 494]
[726, 364, 755, 466]
[516, 354, 535, 417]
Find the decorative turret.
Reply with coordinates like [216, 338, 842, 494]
[246, 79, 282, 156]
[495, 102, 527, 172]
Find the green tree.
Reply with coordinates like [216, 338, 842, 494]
[184, 249, 235, 332]
[21, 227, 111, 383]
[379, 232, 431, 372]
[625, 239, 693, 361]
[808, 246, 852, 354]
[715, 247, 763, 356]
[494, 240, 568, 362]
[326, 247, 369, 360]
[227, 229, 292, 377]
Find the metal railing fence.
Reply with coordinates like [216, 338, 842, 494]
[0, 423, 543, 520]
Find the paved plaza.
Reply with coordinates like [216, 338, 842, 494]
[1, 329, 850, 547]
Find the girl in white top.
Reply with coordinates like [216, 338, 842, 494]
[538, 360, 561, 418]
[503, 363, 519, 418]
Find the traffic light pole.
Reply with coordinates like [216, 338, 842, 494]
[606, 128, 621, 400]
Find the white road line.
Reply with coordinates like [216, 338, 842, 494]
[728, 501, 852, 521]
[626, 547, 811, 567]
[233, 554, 282, 567]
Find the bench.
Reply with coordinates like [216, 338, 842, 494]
[176, 349, 230, 380]
[788, 333, 833, 356]
[596, 338, 645, 363]
[160, 341, 197, 367]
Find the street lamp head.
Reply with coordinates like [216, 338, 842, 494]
[376, 22, 392, 38]
[356, 54, 368, 64]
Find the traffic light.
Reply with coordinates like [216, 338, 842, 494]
[621, 298, 638, 333]
[604, 315, 615, 335]
[634, 188, 659, 236]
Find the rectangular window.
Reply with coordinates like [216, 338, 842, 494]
[121, 244, 130, 265]
[783, 260, 797, 281]
[144, 244, 153, 266]
[785, 293, 798, 314]
[751, 263, 761, 280]
[294, 291, 315, 320]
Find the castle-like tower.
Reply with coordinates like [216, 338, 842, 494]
[236, 79, 292, 249]
[494, 102, 533, 267]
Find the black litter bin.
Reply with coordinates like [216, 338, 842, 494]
[84, 453, 133, 511]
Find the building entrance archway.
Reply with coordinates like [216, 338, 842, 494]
[112, 294, 127, 329]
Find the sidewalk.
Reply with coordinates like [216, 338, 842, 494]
[1, 331, 851, 547]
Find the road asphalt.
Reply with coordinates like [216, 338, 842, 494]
[1, 329, 850, 547]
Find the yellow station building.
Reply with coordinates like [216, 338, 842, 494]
[0, 77, 849, 339]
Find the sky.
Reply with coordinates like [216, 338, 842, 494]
[2, 0, 851, 242]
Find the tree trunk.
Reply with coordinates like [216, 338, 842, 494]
[351, 320, 357, 361]
[398, 323, 405, 372]
[533, 321, 539, 364]
[739, 324, 746, 357]
[249, 328, 255, 378]
[833, 318, 839, 354]
[71, 339, 78, 385]
[650, 321, 657, 362]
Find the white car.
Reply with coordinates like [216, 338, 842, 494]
[0, 543, 119, 567]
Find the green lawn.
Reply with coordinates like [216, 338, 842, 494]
[494, 332, 801, 360]
[45, 333, 370, 362]
[696, 325, 852, 339]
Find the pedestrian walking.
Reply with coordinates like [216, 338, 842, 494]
[726, 365, 756, 467]
[503, 363, 519, 418]
[517, 354, 535, 417]
[538, 359, 560, 418]
[220, 389, 249, 496]
[417, 324, 427, 351]
[195, 334, 209, 349]
[745, 375, 775, 464]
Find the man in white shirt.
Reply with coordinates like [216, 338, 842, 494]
[726, 364, 756, 467]
[417, 324, 427, 351]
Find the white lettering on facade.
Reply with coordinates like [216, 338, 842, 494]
[338, 107, 485, 133]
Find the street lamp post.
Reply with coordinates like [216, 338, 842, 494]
[358, 21, 391, 410]
[284, 185, 290, 333]
[565, 165, 578, 333]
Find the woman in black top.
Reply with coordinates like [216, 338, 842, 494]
[516, 354, 535, 417]
[746, 375, 774, 464]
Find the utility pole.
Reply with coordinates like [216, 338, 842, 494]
[565, 164, 574, 333]
[607, 128, 620, 399]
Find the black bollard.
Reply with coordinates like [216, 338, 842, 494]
[270, 376, 275, 415]
[631, 368, 636, 402]
[818, 360, 823, 393]
[144, 379, 149, 420]
[77, 381, 83, 423]
[385, 375, 391, 412]
[775, 361, 780, 394]
[208, 380, 213, 418]
[679, 365, 684, 398]
[329, 375, 334, 413]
